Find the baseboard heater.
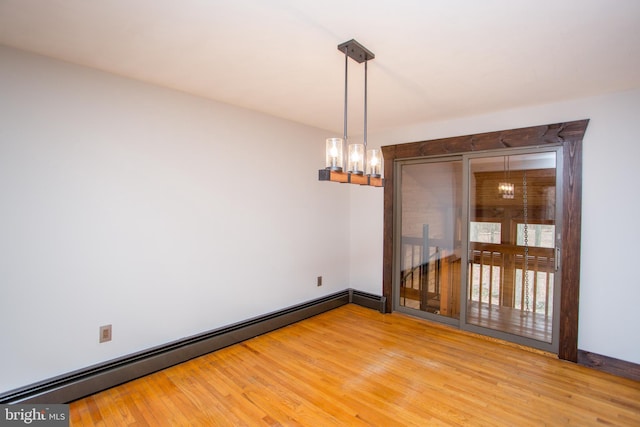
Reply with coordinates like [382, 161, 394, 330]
[349, 289, 387, 313]
[0, 289, 385, 404]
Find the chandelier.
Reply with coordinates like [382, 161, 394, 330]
[498, 156, 514, 199]
[318, 39, 383, 187]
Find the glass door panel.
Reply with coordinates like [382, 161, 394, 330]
[466, 152, 559, 345]
[397, 159, 462, 321]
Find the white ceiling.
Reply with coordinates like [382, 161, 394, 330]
[1, 0, 639, 134]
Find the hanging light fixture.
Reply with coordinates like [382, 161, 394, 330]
[498, 156, 515, 199]
[319, 39, 383, 187]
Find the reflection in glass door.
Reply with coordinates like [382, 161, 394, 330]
[465, 152, 560, 347]
[396, 159, 462, 322]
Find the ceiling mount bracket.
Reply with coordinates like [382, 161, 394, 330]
[337, 39, 375, 63]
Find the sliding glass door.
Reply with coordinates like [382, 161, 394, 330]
[394, 148, 562, 352]
[464, 150, 561, 351]
[395, 158, 463, 324]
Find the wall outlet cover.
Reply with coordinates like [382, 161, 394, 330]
[99, 324, 112, 343]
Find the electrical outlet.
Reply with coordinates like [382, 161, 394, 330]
[99, 324, 112, 343]
[317, 276, 322, 287]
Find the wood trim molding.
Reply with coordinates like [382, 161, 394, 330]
[578, 350, 640, 382]
[381, 120, 590, 362]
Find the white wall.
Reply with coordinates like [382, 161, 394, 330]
[0, 46, 352, 394]
[348, 185, 384, 292]
[350, 88, 640, 364]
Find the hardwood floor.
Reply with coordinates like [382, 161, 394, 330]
[70, 304, 640, 426]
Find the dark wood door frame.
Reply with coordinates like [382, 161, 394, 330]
[381, 120, 589, 362]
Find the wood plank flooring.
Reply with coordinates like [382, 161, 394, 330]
[69, 304, 640, 426]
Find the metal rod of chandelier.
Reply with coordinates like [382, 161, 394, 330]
[343, 45, 348, 165]
[364, 59, 368, 160]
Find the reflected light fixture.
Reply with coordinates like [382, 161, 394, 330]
[318, 39, 383, 187]
[498, 156, 515, 199]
